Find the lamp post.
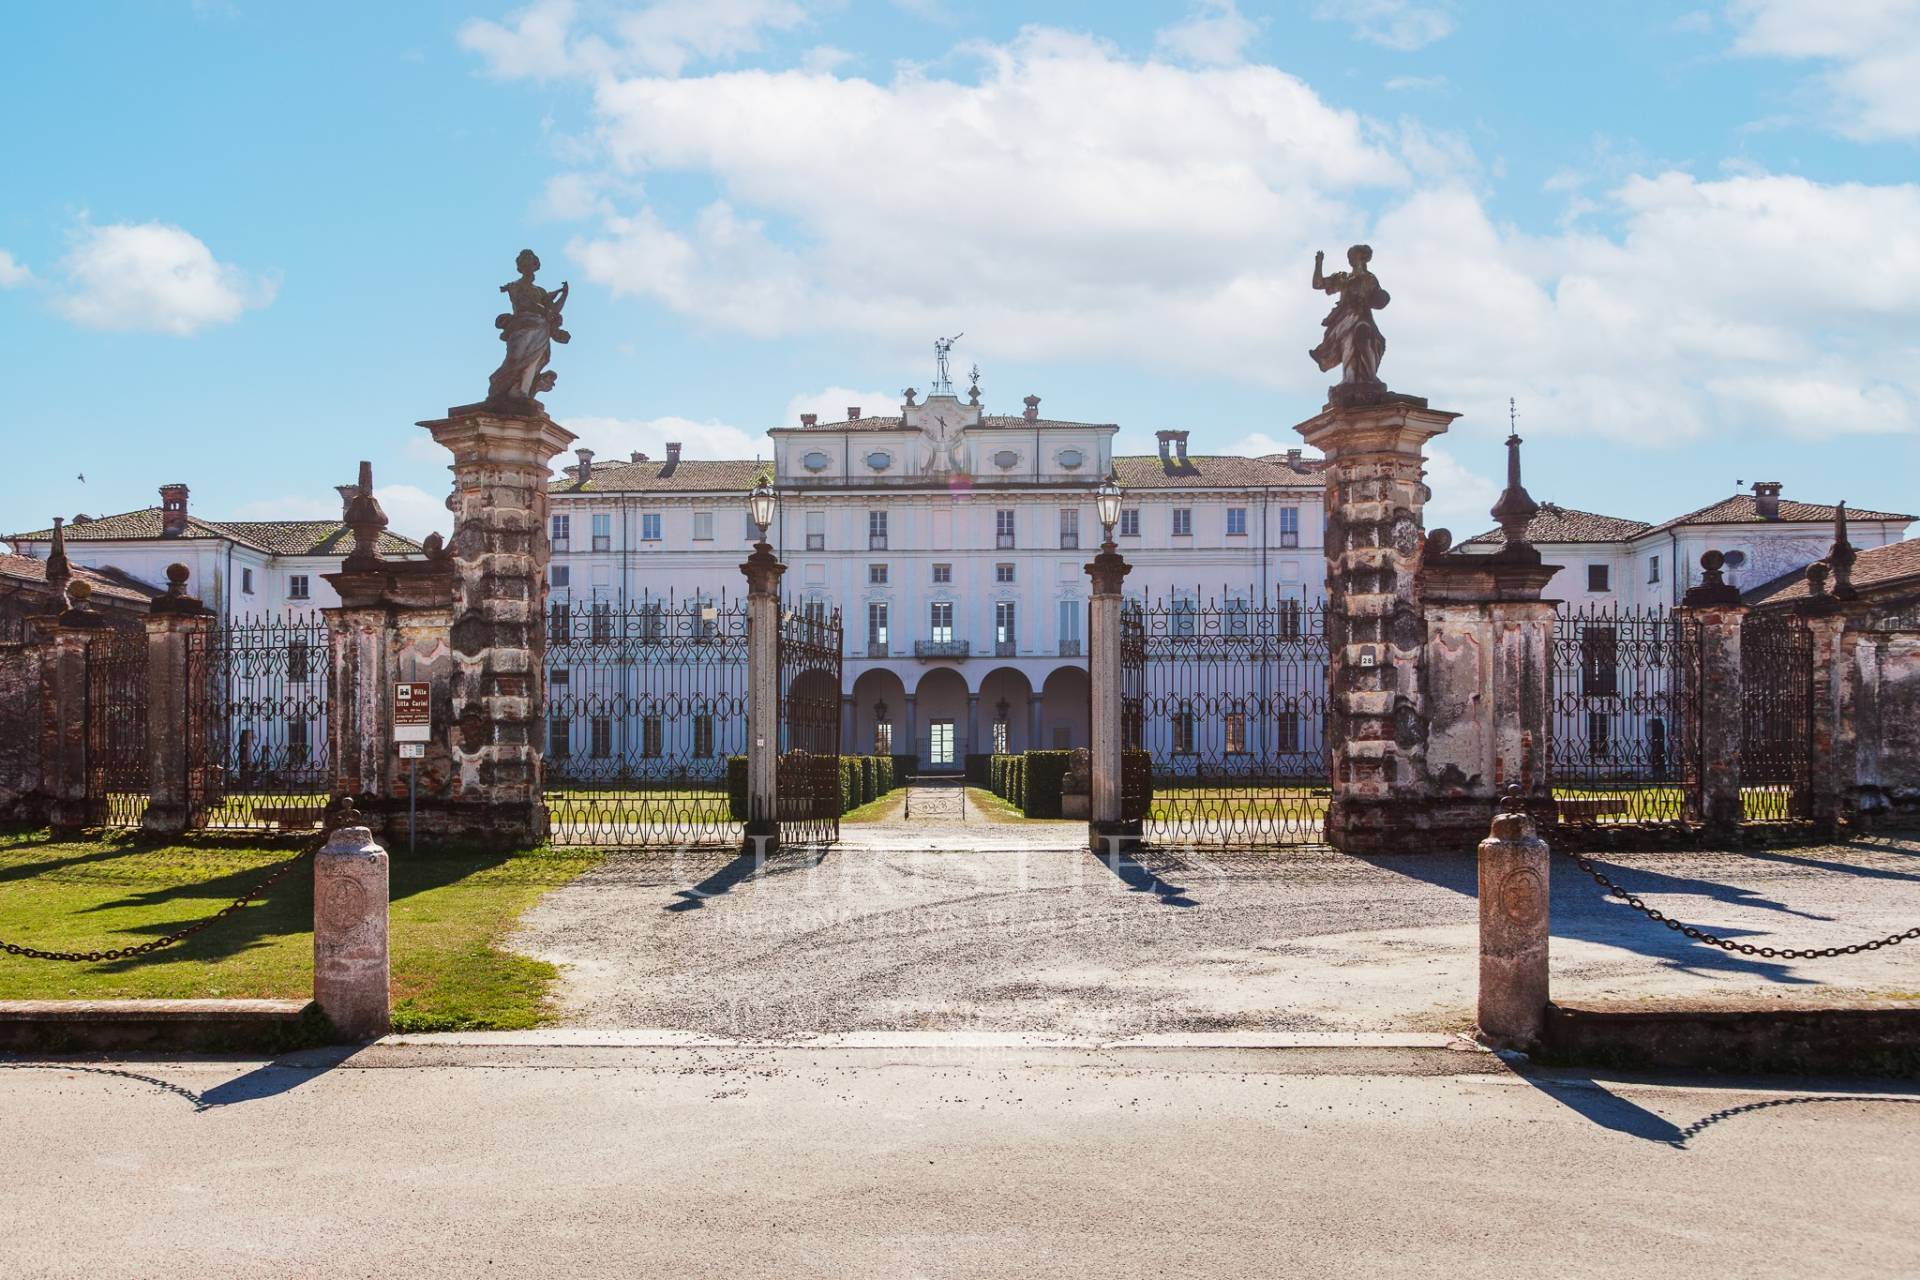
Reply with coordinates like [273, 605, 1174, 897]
[1085, 473, 1133, 852]
[740, 477, 784, 854]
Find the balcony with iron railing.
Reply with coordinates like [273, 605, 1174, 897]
[866, 641, 890, 658]
[1058, 640, 1081, 657]
[995, 639, 1016, 657]
[914, 640, 971, 660]
[996, 533, 1016, 549]
[1059, 533, 1079, 550]
[869, 534, 888, 551]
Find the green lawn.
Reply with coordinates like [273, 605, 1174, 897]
[0, 828, 604, 1032]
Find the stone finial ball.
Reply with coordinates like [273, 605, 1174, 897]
[68, 580, 93, 602]
[1701, 549, 1725, 571]
[166, 563, 190, 587]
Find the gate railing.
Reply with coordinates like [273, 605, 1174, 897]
[1740, 613, 1813, 822]
[85, 627, 150, 829]
[186, 613, 332, 831]
[1546, 604, 1697, 827]
[542, 593, 748, 848]
[777, 602, 842, 847]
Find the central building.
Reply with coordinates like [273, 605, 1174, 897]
[546, 383, 1326, 771]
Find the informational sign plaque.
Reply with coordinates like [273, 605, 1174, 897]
[394, 681, 432, 743]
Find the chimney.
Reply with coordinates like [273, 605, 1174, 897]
[1155, 429, 1177, 472]
[574, 447, 595, 486]
[1170, 430, 1191, 472]
[800, 413, 818, 427]
[1285, 448, 1302, 468]
[846, 406, 861, 422]
[1752, 480, 1782, 520]
[1023, 395, 1041, 422]
[158, 483, 190, 538]
[630, 450, 647, 463]
[662, 442, 682, 477]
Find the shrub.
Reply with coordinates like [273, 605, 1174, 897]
[875, 755, 894, 793]
[727, 754, 748, 821]
[1008, 756, 1025, 809]
[839, 757, 859, 813]
[1018, 749, 1075, 818]
[891, 754, 918, 787]
[1121, 748, 1154, 822]
[965, 753, 990, 786]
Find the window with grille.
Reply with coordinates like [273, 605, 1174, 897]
[1276, 709, 1300, 751]
[551, 514, 570, 550]
[642, 715, 662, 758]
[288, 574, 309, 600]
[930, 601, 954, 644]
[592, 513, 611, 551]
[1059, 507, 1079, 549]
[590, 601, 613, 643]
[867, 601, 889, 651]
[1226, 507, 1247, 536]
[806, 511, 826, 550]
[869, 510, 888, 550]
[1119, 508, 1140, 537]
[995, 601, 1016, 651]
[641, 513, 661, 541]
[992, 722, 1008, 754]
[995, 563, 1014, 583]
[1172, 508, 1192, 537]
[1224, 708, 1246, 754]
[1057, 599, 1081, 656]
[869, 564, 888, 585]
[932, 563, 951, 584]
[874, 722, 893, 754]
[549, 717, 572, 759]
[1580, 626, 1620, 697]
[1279, 598, 1302, 639]
[591, 718, 611, 758]
[1279, 506, 1300, 547]
[694, 713, 715, 758]
[1174, 704, 1195, 754]
[288, 718, 310, 768]
[996, 509, 1015, 549]
[1587, 710, 1611, 759]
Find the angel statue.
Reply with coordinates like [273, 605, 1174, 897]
[486, 249, 571, 407]
[1308, 244, 1390, 397]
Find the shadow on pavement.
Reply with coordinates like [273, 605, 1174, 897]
[0, 1045, 362, 1111]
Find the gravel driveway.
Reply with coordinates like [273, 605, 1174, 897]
[512, 813, 1920, 1037]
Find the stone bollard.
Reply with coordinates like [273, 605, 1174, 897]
[1477, 787, 1550, 1051]
[313, 807, 391, 1041]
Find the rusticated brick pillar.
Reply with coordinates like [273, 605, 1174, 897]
[419, 406, 575, 848]
[43, 583, 110, 834]
[1296, 394, 1459, 854]
[141, 565, 214, 837]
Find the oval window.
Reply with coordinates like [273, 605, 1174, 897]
[1058, 449, 1084, 469]
[866, 451, 892, 471]
[993, 449, 1019, 469]
[802, 451, 831, 472]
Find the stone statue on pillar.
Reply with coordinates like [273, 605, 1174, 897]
[485, 249, 570, 410]
[1309, 244, 1392, 405]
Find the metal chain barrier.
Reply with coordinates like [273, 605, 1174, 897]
[1563, 847, 1920, 960]
[0, 842, 318, 964]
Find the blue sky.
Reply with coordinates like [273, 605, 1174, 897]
[3, 0, 1917, 541]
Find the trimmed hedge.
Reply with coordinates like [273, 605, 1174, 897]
[1121, 748, 1154, 822]
[729, 752, 899, 821]
[1016, 749, 1075, 818]
[891, 753, 919, 786]
[727, 754, 748, 821]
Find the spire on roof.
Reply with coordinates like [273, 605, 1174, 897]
[44, 516, 71, 595]
[1830, 500, 1859, 600]
[1488, 406, 1540, 563]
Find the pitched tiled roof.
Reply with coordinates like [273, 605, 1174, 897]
[1744, 538, 1920, 606]
[1461, 504, 1652, 546]
[0, 553, 160, 605]
[1113, 454, 1324, 490]
[551, 458, 769, 494]
[8, 508, 424, 557]
[1647, 494, 1914, 533]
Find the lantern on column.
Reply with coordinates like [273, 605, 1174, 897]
[1096, 474, 1122, 541]
[747, 479, 776, 542]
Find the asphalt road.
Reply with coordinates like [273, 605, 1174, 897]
[514, 829, 1920, 1037]
[1, 1046, 1916, 1279]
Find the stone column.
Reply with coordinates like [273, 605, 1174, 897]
[43, 584, 109, 834]
[1798, 591, 1849, 838]
[1680, 553, 1746, 833]
[141, 566, 214, 837]
[1295, 394, 1459, 854]
[741, 540, 784, 853]
[314, 808, 391, 1041]
[1085, 538, 1132, 850]
[1477, 791, 1550, 1051]
[419, 407, 575, 848]
[840, 694, 856, 759]
[966, 692, 980, 764]
[903, 695, 918, 771]
[1026, 694, 1042, 755]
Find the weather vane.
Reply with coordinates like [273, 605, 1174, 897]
[1508, 396, 1518, 439]
[933, 333, 963, 395]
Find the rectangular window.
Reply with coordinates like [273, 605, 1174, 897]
[995, 600, 1016, 654]
[1588, 564, 1611, 593]
[868, 510, 888, 551]
[641, 513, 662, 542]
[1276, 708, 1301, 752]
[1058, 599, 1082, 656]
[551, 514, 571, 551]
[1581, 627, 1620, 698]
[930, 721, 955, 767]
[288, 718, 310, 769]
[1279, 598, 1302, 639]
[1119, 508, 1140, 538]
[1059, 507, 1079, 550]
[590, 600, 613, 643]
[996, 509, 1016, 549]
[745, 511, 760, 541]
[548, 717, 572, 759]
[642, 715, 662, 759]
[550, 667, 569, 690]
[1225, 708, 1246, 754]
[694, 714, 715, 758]
[1279, 506, 1300, 547]
[1226, 507, 1247, 536]
[869, 563, 889, 585]
[874, 722, 893, 754]
[691, 597, 717, 639]
[242, 568, 254, 594]
[692, 511, 714, 541]
[550, 566, 571, 589]
[1172, 508, 1192, 537]
[287, 574, 310, 600]
[1174, 705, 1196, 754]
[992, 722, 1009, 755]
[930, 601, 954, 644]
[806, 511, 826, 551]
[288, 640, 310, 684]
[1649, 555, 1661, 584]
[1588, 710, 1611, 760]
[867, 601, 889, 654]
[995, 563, 1015, 584]
[931, 563, 952, 584]
[592, 513, 611, 552]
[590, 717, 612, 758]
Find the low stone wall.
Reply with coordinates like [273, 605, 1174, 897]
[1540, 999, 1920, 1077]
[1848, 629, 1920, 819]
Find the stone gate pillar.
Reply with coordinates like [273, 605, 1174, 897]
[42, 583, 109, 834]
[1295, 393, 1459, 854]
[741, 539, 784, 853]
[1085, 536, 1132, 851]
[419, 406, 575, 848]
[141, 566, 214, 837]
[1679, 552, 1746, 833]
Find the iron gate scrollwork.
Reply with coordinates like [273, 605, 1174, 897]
[543, 593, 748, 848]
[186, 614, 332, 831]
[1547, 604, 1697, 828]
[1125, 595, 1330, 847]
[86, 628, 150, 829]
[778, 602, 843, 846]
[1740, 613, 1813, 822]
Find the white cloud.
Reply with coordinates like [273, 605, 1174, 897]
[234, 484, 451, 543]
[1316, 0, 1455, 51]
[781, 387, 900, 427]
[1421, 445, 1501, 538]
[460, 0, 811, 80]
[1728, 0, 1920, 139]
[568, 413, 768, 461]
[1384, 74, 1448, 92]
[54, 221, 275, 336]
[0, 250, 31, 288]
[1155, 0, 1258, 67]
[799, 44, 854, 74]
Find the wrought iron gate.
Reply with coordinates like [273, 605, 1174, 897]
[87, 628, 150, 829]
[1546, 604, 1698, 828]
[777, 602, 842, 847]
[1122, 595, 1330, 847]
[1740, 613, 1813, 821]
[542, 594, 748, 848]
[186, 614, 331, 831]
